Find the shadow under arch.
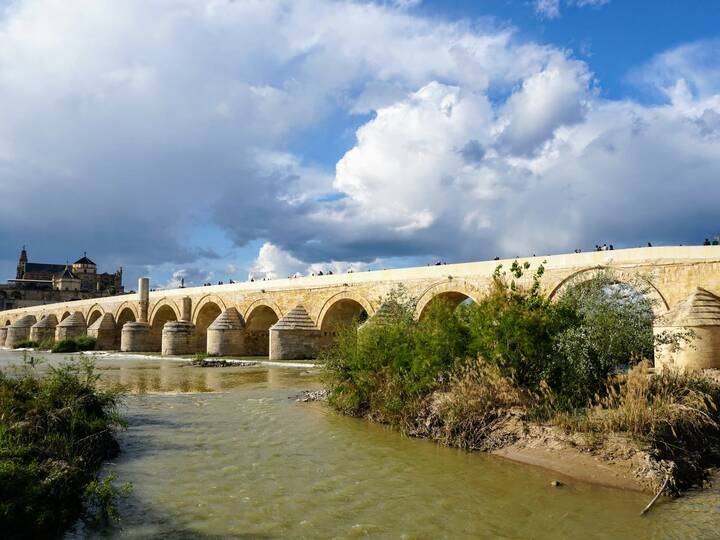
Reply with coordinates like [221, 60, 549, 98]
[317, 291, 375, 349]
[86, 304, 105, 327]
[414, 279, 482, 320]
[149, 298, 182, 326]
[150, 303, 180, 352]
[114, 302, 140, 323]
[243, 300, 282, 357]
[193, 297, 225, 353]
[548, 266, 669, 316]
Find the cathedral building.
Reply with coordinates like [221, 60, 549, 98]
[0, 247, 124, 311]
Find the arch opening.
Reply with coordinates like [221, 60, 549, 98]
[320, 299, 368, 349]
[150, 305, 178, 352]
[245, 305, 279, 356]
[418, 291, 475, 320]
[553, 276, 657, 364]
[60, 312, 71, 321]
[194, 302, 222, 353]
[4, 320, 10, 326]
[87, 310, 103, 328]
[549, 268, 668, 317]
[117, 308, 136, 328]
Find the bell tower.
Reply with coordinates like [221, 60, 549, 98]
[16, 246, 27, 279]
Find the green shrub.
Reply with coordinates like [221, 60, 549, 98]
[37, 338, 54, 350]
[51, 336, 96, 353]
[460, 262, 577, 394]
[0, 355, 125, 536]
[322, 287, 469, 424]
[13, 340, 38, 349]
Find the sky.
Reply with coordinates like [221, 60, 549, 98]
[1, 0, 719, 290]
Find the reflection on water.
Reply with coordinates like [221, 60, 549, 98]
[1, 350, 719, 539]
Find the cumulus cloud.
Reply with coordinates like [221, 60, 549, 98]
[0, 0, 718, 287]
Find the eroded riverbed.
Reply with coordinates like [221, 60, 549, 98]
[1, 350, 719, 539]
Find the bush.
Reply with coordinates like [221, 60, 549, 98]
[0, 355, 125, 536]
[37, 338, 55, 350]
[460, 262, 577, 395]
[51, 336, 96, 353]
[322, 287, 470, 424]
[325, 264, 691, 419]
[13, 340, 38, 349]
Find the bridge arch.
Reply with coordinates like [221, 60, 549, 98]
[317, 291, 374, 348]
[149, 302, 179, 351]
[86, 304, 105, 327]
[192, 295, 227, 325]
[149, 298, 182, 325]
[193, 296, 225, 352]
[115, 304, 138, 333]
[243, 300, 282, 356]
[60, 311, 71, 321]
[548, 266, 669, 315]
[414, 279, 482, 320]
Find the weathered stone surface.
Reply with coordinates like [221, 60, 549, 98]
[0, 326, 8, 346]
[30, 315, 58, 344]
[207, 308, 245, 357]
[655, 288, 720, 370]
[162, 321, 195, 356]
[269, 305, 321, 360]
[121, 322, 151, 352]
[2, 247, 720, 364]
[55, 312, 87, 341]
[5, 315, 37, 347]
[87, 313, 118, 350]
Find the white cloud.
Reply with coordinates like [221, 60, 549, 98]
[535, 0, 561, 19]
[161, 268, 213, 289]
[535, 0, 610, 19]
[0, 0, 718, 286]
[250, 242, 305, 280]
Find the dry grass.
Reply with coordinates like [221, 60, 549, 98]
[416, 357, 529, 450]
[555, 362, 720, 490]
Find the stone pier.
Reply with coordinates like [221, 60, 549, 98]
[30, 315, 58, 344]
[207, 308, 245, 356]
[5, 315, 37, 348]
[55, 312, 87, 341]
[269, 305, 320, 360]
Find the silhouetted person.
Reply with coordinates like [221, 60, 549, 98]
[704, 238, 711, 246]
[647, 242, 652, 247]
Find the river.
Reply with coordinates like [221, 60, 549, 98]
[1, 349, 719, 539]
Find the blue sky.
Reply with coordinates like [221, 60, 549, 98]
[0, 0, 719, 290]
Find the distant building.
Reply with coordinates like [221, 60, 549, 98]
[0, 247, 124, 311]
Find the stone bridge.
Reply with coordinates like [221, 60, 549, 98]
[1, 246, 719, 368]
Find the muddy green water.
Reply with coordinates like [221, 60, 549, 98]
[2, 350, 720, 539]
